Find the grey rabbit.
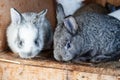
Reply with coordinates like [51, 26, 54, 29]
[54, 4, 120, 63]
[7, 8, 53, 58]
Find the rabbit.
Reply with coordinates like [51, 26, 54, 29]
[7, 8, 53, 59]
[56, 0, 85, 16]
[54, 4, 120, 63]
[108, 9, 120, 20]
[74, 3, 109, 16]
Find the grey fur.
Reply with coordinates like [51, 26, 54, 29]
[54, 4, 120, 63]
[74, 3, 109, 16]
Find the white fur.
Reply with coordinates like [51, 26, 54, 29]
[108, 9, 120, 20]
[7, 8, 52, 58]
[7, 22, 43, 58]
[56, 0, 84, 16]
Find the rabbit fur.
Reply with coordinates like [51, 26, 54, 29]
[74, 3, 109, 16]
[56, 0, 85, 16]
[54, 4, 120, 63]
[7, 8, 53, 58]
[56, 3, 108, 25]
[109, 9, 120, 20]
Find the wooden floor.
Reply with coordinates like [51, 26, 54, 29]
[0, 50, 120, 80]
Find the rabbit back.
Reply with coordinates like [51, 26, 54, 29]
[74, 12, 120, 62]
[74, 3, 109, 16]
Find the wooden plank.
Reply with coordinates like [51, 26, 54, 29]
[68, 71, 118, 80]
[0, 62, 120, 80]
[0, 62, 67, 80]
[0, 51, 120, 78]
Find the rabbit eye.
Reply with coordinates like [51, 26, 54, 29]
[35, 39, 39, 46]
[67, 42, 71, 49]
[65, 41, 71, 49]
[18, 40, 24, 48]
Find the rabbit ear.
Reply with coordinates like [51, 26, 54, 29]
[38, 9, 48, 17]
[33, 9, 47, 25]
[64, 16, 78, 34]
[56, 3, 65, 24]
[10, 8, 23, 24]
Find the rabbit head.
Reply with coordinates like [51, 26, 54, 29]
[54, 17, 83, 61]
[7, 8, 49, 58]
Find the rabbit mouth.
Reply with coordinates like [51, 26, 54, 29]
[54, 49, 74, 61]
[62, 51, 75, 61]
[19, 52, 38, 59]
[54, 53, 73, 61]
[62, 55, 73, 61]
[56, 55, 63, 61]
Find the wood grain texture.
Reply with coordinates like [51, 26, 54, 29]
[0, 51, 120, 80]
[0, 63, 67, 80]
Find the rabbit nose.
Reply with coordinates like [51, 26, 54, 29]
[27, 53, 32, 56]
[58, 55, 63, 61]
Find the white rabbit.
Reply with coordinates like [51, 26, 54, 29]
[56, 0, 85, 16]
[108, 9, 120, 20]
[7, 8, 53, 58]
